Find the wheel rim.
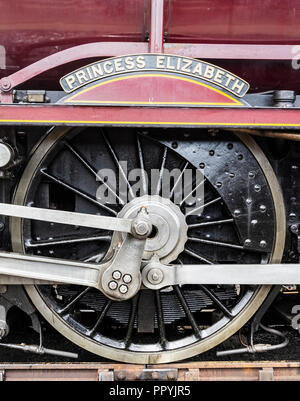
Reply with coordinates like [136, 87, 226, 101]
[10, 127, 285, 364]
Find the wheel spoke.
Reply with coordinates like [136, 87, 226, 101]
[58, 287, 91, 315]
[199, 285, 234, 318]
[40, 168, 117, 216]
[174, 285, 201, 339]
[156, 146, 168, 195]
[184, 248, 214, 264]
[185, 196, 222, 217]
[83, 251, 107, 263]
[25, 235, 111, 248]
[64, 141, 125, 205]
[170, 161, 189, 200]
[101, 130, 135, 200]
[87, 299, 112, 336]
[136, 135, 148, 196]
[180, 178, 205, 207]
[188, 218, 234, 229]
[188, 236, 244, 250]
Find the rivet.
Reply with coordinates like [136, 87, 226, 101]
[1, 78, 11, 90]
[290, 224, 298, 233]
[254, 184, 261, 192]
[260, 240, 267, 248]
[260, 205, 266, 212]
[244, 239, 251, 246]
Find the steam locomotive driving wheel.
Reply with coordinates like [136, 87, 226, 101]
[10, 127, 285, 363]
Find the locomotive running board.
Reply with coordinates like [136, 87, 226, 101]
[0, 252, 299, 287]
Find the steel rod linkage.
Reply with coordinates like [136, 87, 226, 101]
[0, 204, 152, 301]
[0, 202, 152, 238]
[0, 204, 298, 298]
[141, 261, 300, 288]
[0, 251, 300, 292]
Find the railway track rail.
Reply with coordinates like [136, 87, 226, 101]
[0, 361, 299, 381]
[1, 0, 300, 373]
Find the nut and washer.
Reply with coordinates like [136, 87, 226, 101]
[112, 270, 122, 280]
[119, 284, 128, 294]
[132, 221, 151, 237]
[108, 281, 118, 290]
[123, 274, 132, 283]
[147, 268, 164, 285]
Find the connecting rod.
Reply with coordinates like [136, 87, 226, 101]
[0, 203, 152, 239]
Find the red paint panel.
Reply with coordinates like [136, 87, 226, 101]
[1, 0, 300, 93]
[0, 0, 149, 76]
[65, 75, 240, 106]
[0, 105, 300, 128]
[165, 0, 300, 44]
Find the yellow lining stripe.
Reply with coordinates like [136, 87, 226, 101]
[0, 120, 299, 127]
[65, 74, 242, 106]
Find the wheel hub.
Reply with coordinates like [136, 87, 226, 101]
[117, 195, 188, 264]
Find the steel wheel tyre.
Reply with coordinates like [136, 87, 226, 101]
[10, 127, 285, 364]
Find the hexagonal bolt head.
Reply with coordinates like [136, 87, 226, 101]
[147, 268, 164, 285]
[123, 274, 132, 283]
[108, 281, 118, 290]
[134, 222, 150, 236]
[119, 285, 128, 294]
[112, 270, 122, 280]
[131, 207, 152, 239]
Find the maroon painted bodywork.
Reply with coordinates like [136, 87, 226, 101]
[1, 104, 300, 129]
[1, 0, 300, 92]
